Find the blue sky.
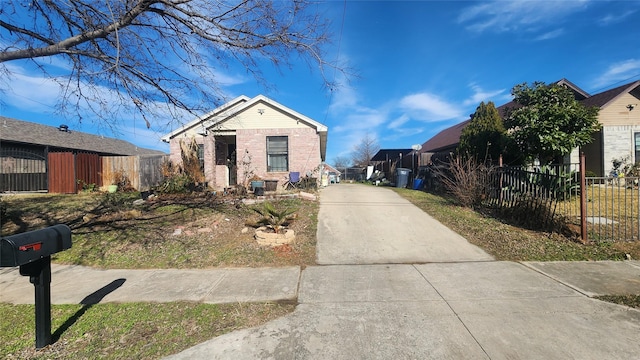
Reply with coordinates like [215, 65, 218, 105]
[2, 0, 640, 165]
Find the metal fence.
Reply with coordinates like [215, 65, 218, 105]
[429, 158, 639, 242]
[0, 146, 47, 192]
[490, 163, 639, 242]
[484, 165, 576, 229]
[556, 176, 639, 242]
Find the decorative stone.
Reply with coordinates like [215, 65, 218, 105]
[254, 227, 295, 247]
[299, 192, 317, 201]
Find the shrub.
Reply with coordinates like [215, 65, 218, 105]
[155, 173, 192, 194]
[112, 169, 134, 192]
[251, 202, 297, 234]
[433, 156, 494, 208]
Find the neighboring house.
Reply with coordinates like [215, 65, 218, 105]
[418, 79, 640, 176]
[578, 80, 640, 176]
[322, 163, 341, 184]
[0, 117, 165, 193]
[161, 95, 328, 190]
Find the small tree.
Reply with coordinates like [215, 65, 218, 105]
[458, 101, 505, 163]
[332, 156, 351, 169]
[505, 82, 600, 165]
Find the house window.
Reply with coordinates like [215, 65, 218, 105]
[267, 136, 288, 172]
[636, 133, 640, 163]
[197, 144, 205, 170]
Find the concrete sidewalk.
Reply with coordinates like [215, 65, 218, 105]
[0, 265, 300, 304]
[2, 260, 639, 305]
[164, 261, 640, 360]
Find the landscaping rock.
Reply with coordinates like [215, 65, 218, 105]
[299, 192, 316, 201]
[255, 227, 295, 247]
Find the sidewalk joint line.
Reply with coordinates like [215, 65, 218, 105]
[412, 264, 492, 359]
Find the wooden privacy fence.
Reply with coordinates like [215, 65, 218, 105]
[102, 155, 168, 191]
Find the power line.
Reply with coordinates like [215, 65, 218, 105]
[591, 73, 640, 93]
[323, 0, 347, 125]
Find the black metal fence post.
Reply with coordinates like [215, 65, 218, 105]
[580, 152, 587, 243]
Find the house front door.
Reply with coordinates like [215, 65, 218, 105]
[227, 144, 237, 186]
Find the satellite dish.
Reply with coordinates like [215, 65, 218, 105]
[411, 144, 421, 151]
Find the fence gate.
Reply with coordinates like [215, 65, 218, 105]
[0, 146, 47, 192]
[48, 152, 75, 194]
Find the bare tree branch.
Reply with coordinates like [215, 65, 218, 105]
[0, 0, 342, 128]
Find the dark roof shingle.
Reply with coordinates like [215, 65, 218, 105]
[371, 149, 414, 162]
[0, 117, 165, 156]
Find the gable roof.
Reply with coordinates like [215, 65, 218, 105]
[581, 80, 640, 109]
[420, 121, 469, 153]
[371, 149, 414, 162]
[419, 78, 613, 154]
[161, 95, 251, 141]
[556, 78, 590, 100]
[161, 94, 329, 160]
[0, 117, 165, 156]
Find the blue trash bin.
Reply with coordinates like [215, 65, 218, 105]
[412, 178, 424, 190]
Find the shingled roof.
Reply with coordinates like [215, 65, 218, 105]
[0, 117, 165, 156]
[371, 149, 414, 162]
[419, 79, 634, 154]
[581, 80, 640, 109]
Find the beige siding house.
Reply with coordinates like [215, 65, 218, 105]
[419, 79, 640, 176]
[161, 95, 328, 190]
[576, 80, 640, 175]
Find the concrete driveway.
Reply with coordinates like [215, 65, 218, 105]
[316, 184, 493, 264]
[165, 184, 640, 359]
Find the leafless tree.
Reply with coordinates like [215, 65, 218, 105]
[351, 132, 379, 168]
[332, 155, 350, 168]
[0, 0, 339, 129]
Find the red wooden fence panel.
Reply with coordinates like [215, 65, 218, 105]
[48, 152, 75, 194]
[76, 152, 102, 191]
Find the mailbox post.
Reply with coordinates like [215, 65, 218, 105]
[0, 224, 72, 349]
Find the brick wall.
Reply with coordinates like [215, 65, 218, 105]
[236, 128, 321, 185]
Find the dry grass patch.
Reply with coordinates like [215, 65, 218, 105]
[394, 188, 640, 261]
[1, 192, 318, 269]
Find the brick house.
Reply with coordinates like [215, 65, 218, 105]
[418, 79, 640, 176]
[161, 95, 328, 190]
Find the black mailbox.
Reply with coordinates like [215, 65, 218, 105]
[0, 224, 72, 349]
[1, 224, 72, 267]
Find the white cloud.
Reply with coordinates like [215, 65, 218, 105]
[598, 10, 637, 26]
[592, 59, 640, 88]
[399, 92, 462, 122]
[1, 64, 62, 112]
[534, 28, 565, 41]
[329, 83, 360, 112]
[458, 0, 590, 33]
[463, 83, 506, 106]
[388, 114, 410, 129]
[332, 108, 387, 133]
